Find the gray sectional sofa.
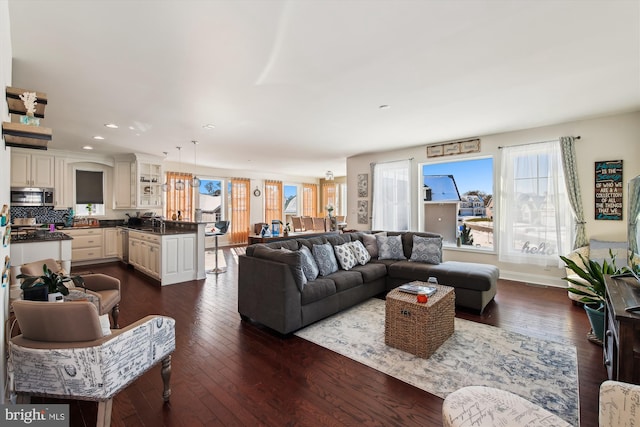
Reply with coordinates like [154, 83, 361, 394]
[238, 231, 499, 334]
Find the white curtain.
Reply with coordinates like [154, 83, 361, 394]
[498, 141, 574, 267]
[372, 160, 410, 231]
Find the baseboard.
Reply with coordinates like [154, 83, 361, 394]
[500, 269, 567, 289]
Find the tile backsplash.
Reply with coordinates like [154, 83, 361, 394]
[10, 206, 68, 225]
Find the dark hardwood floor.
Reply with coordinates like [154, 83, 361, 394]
[32, 248, 605, 426]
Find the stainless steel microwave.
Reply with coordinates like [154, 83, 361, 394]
[10, 187, 54, 207]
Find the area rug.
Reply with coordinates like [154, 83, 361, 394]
[295, 299, 579, 425]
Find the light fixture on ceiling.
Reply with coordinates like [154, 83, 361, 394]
[175, 146, 185, 191]
[82, 145, 93, 150]
[104, 123, 118, 129]
[161, 152, 172, 192]
[202, 123, 215, 130]
[191, 140, 201, 188]
[325, 170, 334, 181]
[93, 135, 104, 140]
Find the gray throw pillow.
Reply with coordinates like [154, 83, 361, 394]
[312, 243, 339, 276]
[362, 231, 386, 258]
[253, 245, 307, 291]
[376, 235, 406, 260]
[298, 245, 320, 281]
[409, 235, 442, 264]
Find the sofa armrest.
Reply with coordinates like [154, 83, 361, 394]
[238, 254, 302, 334]
[564, 246, 590, 276]
[81, 273, 121, 292]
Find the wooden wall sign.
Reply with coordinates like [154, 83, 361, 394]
[594, 160, 623, 220]
[427, 138, 480, 158]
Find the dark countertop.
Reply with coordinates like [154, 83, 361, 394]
[123, 226, 197, 236]
[11, 231, 73, 243]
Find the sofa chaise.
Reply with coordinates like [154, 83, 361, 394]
[238, 231, 499, 334]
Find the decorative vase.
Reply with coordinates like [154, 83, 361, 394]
[584, 304, 605, 342]
[48, 291, 64, 303]
[20, 114, 40, 126]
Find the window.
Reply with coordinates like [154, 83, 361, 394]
[264, 180, 283, 224]
[372, 160, 410, 231]
[230, 178, 250, 244]
[322, 183, 336, 216]
[422, 158, 494, 249]
[284, 185, 297, 215]
[302, 183, 318, 217]
[198, 179, 223, 223]
[75, 169, 105, 216]
[498, 141, 573, 267]
[164, 171, 194, 220]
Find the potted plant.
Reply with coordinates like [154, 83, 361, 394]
[560, 250, 621, 342]
[18, 264, 85, 302]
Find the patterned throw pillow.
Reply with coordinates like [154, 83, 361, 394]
[376, 235, 406, 260]
[298, 245, 320, 281]
[349, 240, 371, 265]
[334, 243, 358, 270]
[312, 243, 339, 276]
[362, 231, 386, 258]
[409, 235, 442, 264]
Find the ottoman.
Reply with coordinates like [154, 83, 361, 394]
[442, 386, 571, 427]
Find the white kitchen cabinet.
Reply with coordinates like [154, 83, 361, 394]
[64, 228, 104, 262]
[129, 230, 161, 280]
[54, 157, 69, 208]
[162, 233, 196, 285]
[11, 150, 55, 188]
[113, 154, 163, 209]
[103, 228, 120, 258]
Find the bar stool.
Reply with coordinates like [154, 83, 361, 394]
[206, 221, 230, 274]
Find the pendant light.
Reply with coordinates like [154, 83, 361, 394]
[175, 146, 185, 191]
[191, 140, 201, 188]
[161, 152, 172, 192]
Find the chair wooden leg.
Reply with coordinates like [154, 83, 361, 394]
[161, 355, 172, 401]
[111, 304, 120, 329]
[96, 399, 113, 427]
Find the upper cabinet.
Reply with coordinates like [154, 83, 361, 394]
[11, 151, 54, 188]
[113, 154, 163, 209]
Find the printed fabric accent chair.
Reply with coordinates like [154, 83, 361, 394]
[9, 300, 175, 427]
[20, 258, 121, 328]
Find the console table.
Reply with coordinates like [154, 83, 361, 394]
[248, 230, 338, 245]
[603, 275, 640, 384]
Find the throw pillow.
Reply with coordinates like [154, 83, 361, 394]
[299, 245, 320, 281]
[589, 239, 627, 267]
[409, 235, 442, 264]
[376, 234, 406, 260]
[362, 231, 386, 258]
[99, 314, 112, 336]
[349, 240, 371, 265]
[312, 243, 339, 276]
[334, 243, 358, 271]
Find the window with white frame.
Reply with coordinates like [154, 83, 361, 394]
[498, 141, 574, 267]
[372, 160, 410, 231]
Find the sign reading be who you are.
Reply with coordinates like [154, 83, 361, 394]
[594, 160, 623, 220]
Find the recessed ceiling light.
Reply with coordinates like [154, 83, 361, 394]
[104, 123, 118, 129]
[128, 126, 135, 130]
[379, 105, 390, 110]
[202, 124, 216, 129]
[83, 145, 93, 150]
[93, 135, 104, 140]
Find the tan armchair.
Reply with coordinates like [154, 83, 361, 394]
[20, 258, 121, 328]
[9, 300, 175, 427]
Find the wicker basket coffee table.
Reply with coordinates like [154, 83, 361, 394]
[385, 283, 455, 358]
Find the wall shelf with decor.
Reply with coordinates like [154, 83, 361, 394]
[3, 86, 51, 150]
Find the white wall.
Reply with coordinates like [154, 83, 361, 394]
[0, 0, 11, 403]
[347, 111, 640, 287]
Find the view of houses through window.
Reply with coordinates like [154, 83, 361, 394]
[422, 158, 494, 250]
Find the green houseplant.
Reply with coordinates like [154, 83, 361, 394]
[560, 250, 621, 342]
[18, 263, 85, 301]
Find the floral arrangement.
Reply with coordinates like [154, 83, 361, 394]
[19, 91, 38, 116]
[326, 204, 334, 213]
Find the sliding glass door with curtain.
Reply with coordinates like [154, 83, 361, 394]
[264, 180, 283, 225]
[165, 171, 193, 220]
[302, 183, 318, 217]
[230, 178, 250, 244]
[372, 160, 410, 231]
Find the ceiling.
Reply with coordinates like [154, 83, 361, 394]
[7, 1, 640, 178]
